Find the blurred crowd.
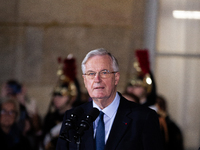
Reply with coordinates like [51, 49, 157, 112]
[0, 51, 184, 150]
[0, 55, 90, 150]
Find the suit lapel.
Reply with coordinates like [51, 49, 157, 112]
[105, 96, 132, 150]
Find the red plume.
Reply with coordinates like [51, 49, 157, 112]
[63, 57, 77, 81]
[135, 49, 150, 75]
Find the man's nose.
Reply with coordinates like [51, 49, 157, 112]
[94, 72, 101, 82]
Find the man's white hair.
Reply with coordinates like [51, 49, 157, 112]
[81, 48, 119, 74]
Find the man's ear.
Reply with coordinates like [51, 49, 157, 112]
[114, 72, 120, 85]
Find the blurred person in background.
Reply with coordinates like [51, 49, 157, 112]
[0, 97, 32, 150]
[0, 79, 42, 150]
[42, 55, 81, 150]
[125, 49, 170, 148]
[127, 49, 183, 150]
[126, 49, 157, 109]
[156, 95, 184, 150]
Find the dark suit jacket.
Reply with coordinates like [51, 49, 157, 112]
[56, 92, 163, 150]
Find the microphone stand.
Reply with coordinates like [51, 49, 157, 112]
[60, 131, 81, 150]
[75, 135, 81, 150]
[60, 129, 82, 150]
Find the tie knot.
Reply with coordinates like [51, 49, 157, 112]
[99, 111, 104, 120]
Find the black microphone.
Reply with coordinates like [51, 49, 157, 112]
[60, 106, 84, 141]
[74, 108, 100, 141]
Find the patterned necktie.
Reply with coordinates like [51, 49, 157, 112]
[95, 111, 105, 150]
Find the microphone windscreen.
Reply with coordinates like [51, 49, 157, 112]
[87, 108, 100, 122]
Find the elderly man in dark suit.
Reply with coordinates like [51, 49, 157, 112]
[56, 48, 163, 150]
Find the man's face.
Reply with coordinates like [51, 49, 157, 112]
[0, 102, 17, 128]
[83, 55, 120, 107]
[53, 95, 69, 110]
[132, 85, 146, 99]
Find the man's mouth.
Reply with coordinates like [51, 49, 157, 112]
[94, 87, 104, 89]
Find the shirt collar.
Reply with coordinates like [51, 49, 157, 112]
[93, 92, 120, 118]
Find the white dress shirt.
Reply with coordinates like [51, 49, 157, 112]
[93, 92, 120, 143]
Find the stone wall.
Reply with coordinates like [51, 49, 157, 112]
[0, 0, 145, 117]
